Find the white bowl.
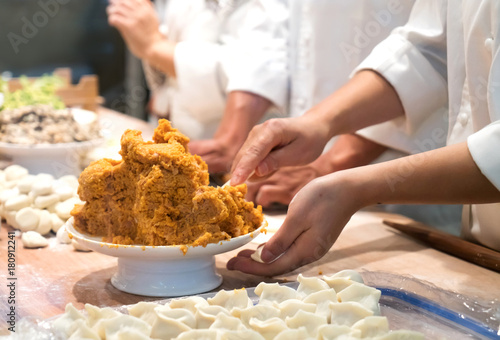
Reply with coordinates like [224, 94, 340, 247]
[0, 108, 103, 176]
[65, 217, 266, 297]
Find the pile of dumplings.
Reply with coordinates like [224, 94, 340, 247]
[0, 165, 82, 249]
[52, 271, 424, 340]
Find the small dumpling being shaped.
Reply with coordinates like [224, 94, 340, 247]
[209, 313, 245, 331]
[52, 303, 86, 337]
[67, 319, 99, 340]
[277, 299, 316, 319]
[219, 329, 266, 340]
[285, 309, 327, 337]
[317, 324, 362, 340]
[151, 308, 195, 339]
[303, 289, 338, 322]
[351, 316, 389, 338]
[231, 305, 281, 327]
[330, 301, 373, 327]
[173, 329, 219, 340]
[99, 314, 152, 339]
[207, 288, 253, 310]
[169, 296, 209, 314]
[128, 301, 163, 326]
[274, 326, 310, 340]
[373, 330, 425, 340]
[195, 304, 230, 329]
[296, 274, 330, 298]
[337, 282, 381, 315]
[248, 317, 288, 340]
[254, 282, 298, 305]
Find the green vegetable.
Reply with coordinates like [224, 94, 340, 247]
[0, 74, 66, 110]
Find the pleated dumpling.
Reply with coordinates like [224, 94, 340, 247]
[323, 270, 364, 293]
[274, 327, 310, 340]
[351, 316, 389, 338]
[169, 296, 209, 314]
[128, 301, 162, 326]
[336, 282, 381, 315]
[297, 274, 330, 298]
[98, 314, 152, 339]
[330, 301, 373, 327]
[52, 303, 86, 337]
[303, 288, 338, 321]
[207, 288, 253, 310]
[220, 329, 266, 340]
[67, 319, 99, 340]
[195, 304, 230, 329]
[317, 324, 362, 340]
[151, 307, 196, 339]
[285, 309, 327, 337]
[248, 317, 288, 340]
[277, 299, 316, 319]
[209, 313, 245, 331]
[231, 305, 281, 327]
[254, 282, 298, 305]
[173, 329, 219, 340]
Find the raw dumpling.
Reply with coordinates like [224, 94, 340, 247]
[174, 329, 219, 340]
[277, 299, 316, 319]
[254, 282, 298, 305]
[207, 288, 253, 310]
[52, 303, 86, 337]
[128, 301, 162, 326]
[351, 316, 389, 338]
[323, 270, 364, 293]
[297, 274, 330, 298]
[303, 289, 338, 322]
[330, 301, 373, 327]
[373, 330, 426, 340]
[195, 305, 230, 329]
[248, 317, 288, 340]
[209, 313, 245, 331]
[285, 309, 326, 337]
[274, 327, 310, 340]
[67, 319, 99, 340]
[169, 296, 209, 314]
[151, 308, 195, 339]
[231, 305, 281, 327]
[220, 329, 266, 340]
[99, 314, 151, 339]
[337, 282, 381, 315]
[317, 324, 362, 340]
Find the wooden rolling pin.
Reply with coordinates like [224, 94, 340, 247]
[383, 219, 500, 273]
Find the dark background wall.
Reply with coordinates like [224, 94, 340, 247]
[0, 0, 148, 119]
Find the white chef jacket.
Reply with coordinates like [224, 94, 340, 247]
[288, 0, 448, 155]
[144, 0, 288, 140]
[354, 0, 500, 250]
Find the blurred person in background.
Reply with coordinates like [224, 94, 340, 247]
[107, 0, 288, 173]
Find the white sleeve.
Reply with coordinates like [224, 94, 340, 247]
[222, 0, 289, 110]
[353, 0, 449, 152]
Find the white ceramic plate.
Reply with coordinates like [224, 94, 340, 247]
[65, 217, 266, 297]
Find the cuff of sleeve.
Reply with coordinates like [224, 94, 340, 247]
[352, 34, 448, 135]
[467, 121, 500, 191]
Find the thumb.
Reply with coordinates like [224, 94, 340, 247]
[260, 216, 303, 263]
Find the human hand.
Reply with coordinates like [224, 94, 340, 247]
[230, 116, 331, 186]
[227, 173, 363, 276]
[246, 165, 321, 208]
[107, 0, 163, 60]
[189, 138, 237, 174]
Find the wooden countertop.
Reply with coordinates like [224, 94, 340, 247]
[1, 110, 499, 335]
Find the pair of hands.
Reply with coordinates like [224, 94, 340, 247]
[107, 0, 163, 61]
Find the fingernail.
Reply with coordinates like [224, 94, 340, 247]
[257, 162, 268, 176]
[261, 248, 276, 263]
